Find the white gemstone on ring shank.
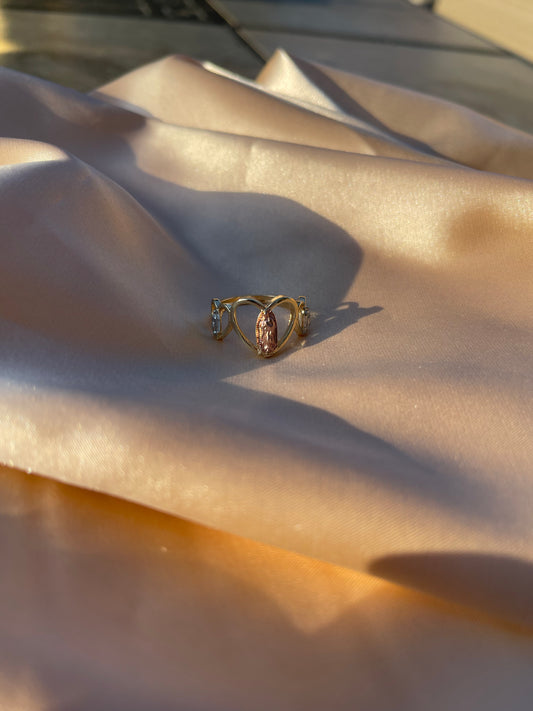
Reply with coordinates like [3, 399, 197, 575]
[211, 308, 221, 337]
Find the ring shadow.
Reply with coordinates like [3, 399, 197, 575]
[306, 301, 383, 348]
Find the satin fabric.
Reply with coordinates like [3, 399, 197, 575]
[0, 50, 532, 709]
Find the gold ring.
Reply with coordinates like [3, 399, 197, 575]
[211, 295, 310, 357]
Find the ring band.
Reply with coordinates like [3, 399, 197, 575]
[211, 295, 310, 358]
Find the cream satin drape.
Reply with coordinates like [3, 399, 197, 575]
[1, 50, 532, 710]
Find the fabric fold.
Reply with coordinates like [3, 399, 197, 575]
[0, 51, 532, 636]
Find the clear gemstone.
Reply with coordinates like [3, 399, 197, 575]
[256, 309, 277, 356]
[211, 308, 221, 337]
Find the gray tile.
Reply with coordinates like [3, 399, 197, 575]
[243, 30, 533, 133]
[211, 0, 405, 7]
[0, 0, 143, 13]
[0, 0, 219, 21]
[0, 9, 263, 90]
[213, 0, 495, 51]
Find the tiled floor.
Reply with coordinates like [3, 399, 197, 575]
[242, 30, 533, 131]
[0, 0, 220, 20]
[210, 0, 495, 51]
[0, 6, 261, 90]
[0, 0, 531, 133]
[209, 0, 533, 133]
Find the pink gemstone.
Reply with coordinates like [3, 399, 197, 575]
[256, 309, 278, 356]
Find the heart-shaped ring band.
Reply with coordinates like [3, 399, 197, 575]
[211, 295, 310, 358]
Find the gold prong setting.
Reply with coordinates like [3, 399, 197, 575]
[296, 296, 310, 337]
